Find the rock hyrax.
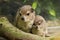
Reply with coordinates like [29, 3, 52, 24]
[31, 15, 48, 37]
[15, 5, 35, 32]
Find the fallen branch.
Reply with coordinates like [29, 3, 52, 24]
[0, 17, 44, 40]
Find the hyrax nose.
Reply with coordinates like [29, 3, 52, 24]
[35, 26, 38, 29]
[21, 17, 24, 20]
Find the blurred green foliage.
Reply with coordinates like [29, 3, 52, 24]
[0, 0, 60, 21]
[32, 1, 37, 9]
[49, 9, 56, 17]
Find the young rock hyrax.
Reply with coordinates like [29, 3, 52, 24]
[31, 15, 48, 37]
[15, 5, 35, 32]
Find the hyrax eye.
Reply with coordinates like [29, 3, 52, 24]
[33, 23, 35, 25]
[26, 13, 29, 16]
[38, 23, 41, 25]
[19, 13, 21, 16]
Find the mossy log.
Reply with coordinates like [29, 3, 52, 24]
[0, 17, 45, 40]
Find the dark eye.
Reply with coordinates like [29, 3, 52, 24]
[33, 23, 35, 25]
[19, 13, 21, 16]
[26, 13, 29, 16]
[38, 23, 41, 25]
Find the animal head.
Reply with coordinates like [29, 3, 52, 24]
[17, 5, 35, 22]
[32, 15, 44, 31]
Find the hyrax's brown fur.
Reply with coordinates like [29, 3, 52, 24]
[31, 15, 48, 37]
[14, 5, 35, 32]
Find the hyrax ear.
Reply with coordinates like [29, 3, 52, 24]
[31, 8, 35, 13]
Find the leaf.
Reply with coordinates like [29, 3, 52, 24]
[49, 9, 56, 16]
[23, 0, 27, 3]
[32, 1, 37, 9]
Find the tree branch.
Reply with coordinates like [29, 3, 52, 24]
[0, 17, 44, 40]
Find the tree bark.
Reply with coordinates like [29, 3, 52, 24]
[0, 17, 45, 40]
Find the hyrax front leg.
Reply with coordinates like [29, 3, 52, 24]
[31, 15, 49, 37]
[15, 5, 35, 33]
